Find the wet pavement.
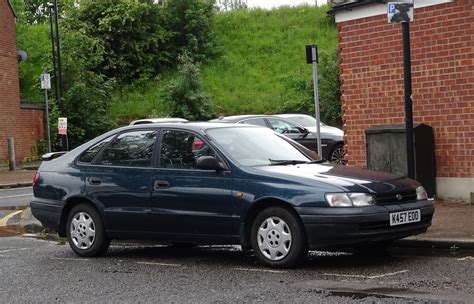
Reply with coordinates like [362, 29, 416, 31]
[0, 237, 473, 303]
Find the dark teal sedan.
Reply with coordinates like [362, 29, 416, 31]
[31, 123, 434, 268]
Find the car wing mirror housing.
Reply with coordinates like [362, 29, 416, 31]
[41, 151, 67, 161]
[196, 156, 226, 171]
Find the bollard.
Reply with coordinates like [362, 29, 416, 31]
[7, 137, 16, 171]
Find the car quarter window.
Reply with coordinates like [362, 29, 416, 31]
[100, 130, 157, 167]
[78, 135, 114, 163]
[267, 118, 302, 134]
[240, 118, 267, 127]
[160, 130, 215, 169]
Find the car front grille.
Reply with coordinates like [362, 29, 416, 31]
[374, 191, 417, 205]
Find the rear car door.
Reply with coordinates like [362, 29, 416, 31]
[150, 129, 236, 238]
[86, 129, 158, 233]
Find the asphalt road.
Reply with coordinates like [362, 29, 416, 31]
[0, 187, 32, 207]
[0, 237, 473, 303]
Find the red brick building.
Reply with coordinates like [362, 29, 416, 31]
[330, 0, 473, 201]
[0, 0, 44, 163]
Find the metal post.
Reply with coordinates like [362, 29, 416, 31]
[53, 0, 63, 114]
[44, 89, 52, 153]
[49, 5, 59, 108]
[7, 138, 16, 171]
[402, 22, 415, 179]
[311, 47, 323, 160]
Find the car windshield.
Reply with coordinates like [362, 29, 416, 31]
[206, 127, 311, 166]
[285, 115, 326, 127]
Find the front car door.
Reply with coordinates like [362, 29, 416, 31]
[150, 129, 236, 240]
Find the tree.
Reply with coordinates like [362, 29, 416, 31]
[163, 0, 217, 63]
[163, 53, 214, 120]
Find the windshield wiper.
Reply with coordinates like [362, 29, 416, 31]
[268, 159, 308, 166]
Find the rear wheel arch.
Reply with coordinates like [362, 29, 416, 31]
[241, 198, 306, 249]
[59, 197, 102, 237]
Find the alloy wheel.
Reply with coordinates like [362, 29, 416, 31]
[70, 211, 96, 250]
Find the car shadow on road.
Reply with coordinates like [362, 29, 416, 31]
[101, 242, 415, 271]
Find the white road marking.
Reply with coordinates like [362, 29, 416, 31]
[0, 187, 32, 192]
[0, 194, 33, 199]
[0, 247, 29, 253]
[136, 261, 181, 267]
[233, 267, 287, 274]
[0, 210, 24, 226]
[51, 257, 90, 261]
[322, 270, 409, 279]
[457, 256, 474, 261]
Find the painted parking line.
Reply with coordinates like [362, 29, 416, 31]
[136, 261, 182, 267]
[233, 267, 287, 274]
[0, 194, 32, 200]
[0, 247, 29, 254]
[457, 256, 474, 261]
[0, 210, 24, 226]
[0, 187, 32, 192]
[51, 257, 90, 261]
[322, 269, 409, 279]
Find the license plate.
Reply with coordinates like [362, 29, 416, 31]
[389, 209, 421, 226]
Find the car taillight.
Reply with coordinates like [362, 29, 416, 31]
[33, 172, 40, 188]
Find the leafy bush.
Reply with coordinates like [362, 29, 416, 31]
[163, 53, 214, 120]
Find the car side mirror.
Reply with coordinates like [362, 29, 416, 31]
[298, 127, 310, 138]
[196, 156, 226, 171]
[41, 151, 67, 161]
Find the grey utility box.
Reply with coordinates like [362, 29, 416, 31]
[365, 124, 436, 196]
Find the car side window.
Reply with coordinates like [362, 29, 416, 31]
[100, 130, 157, 167]
[240, 118, 267, 127]
[160, 130, 215, 169]
[267, 118, 302, 134]
[78, 135, 114, 163]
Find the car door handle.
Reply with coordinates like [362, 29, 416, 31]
[88, 177, 102, 185]
[154, 180, 169, 190]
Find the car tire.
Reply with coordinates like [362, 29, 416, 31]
[251, 206, 307, 268]
[66, 203, 110, 257]
[329, 143, 346, 165]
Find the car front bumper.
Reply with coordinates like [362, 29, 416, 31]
[295, 199, 434, 250]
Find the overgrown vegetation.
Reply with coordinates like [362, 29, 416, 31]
[14, 1, 341, 147]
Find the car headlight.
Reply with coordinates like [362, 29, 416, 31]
[416, 186, 428, 200]
[325, 193, 375, 207]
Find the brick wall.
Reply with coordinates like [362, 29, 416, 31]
[0, 0, 44, 162]
[337, 0, 474, 180]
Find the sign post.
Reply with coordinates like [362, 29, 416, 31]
[58, 117, 68, 151]
[388, 0, 415, 179]
[40, 73, 52, 153]
[306, 45, 322, 160]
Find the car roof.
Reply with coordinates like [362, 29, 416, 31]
[210, 114, 274, 123]
[126, 121, 260, 133]
[129, 118, 188, 125]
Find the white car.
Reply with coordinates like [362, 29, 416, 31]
[276, 114, 345, 164]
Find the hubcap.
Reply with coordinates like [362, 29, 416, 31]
[257, 217, 292, 261]
[331, 146, 347, 165]
[70, 211, 96, 250]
